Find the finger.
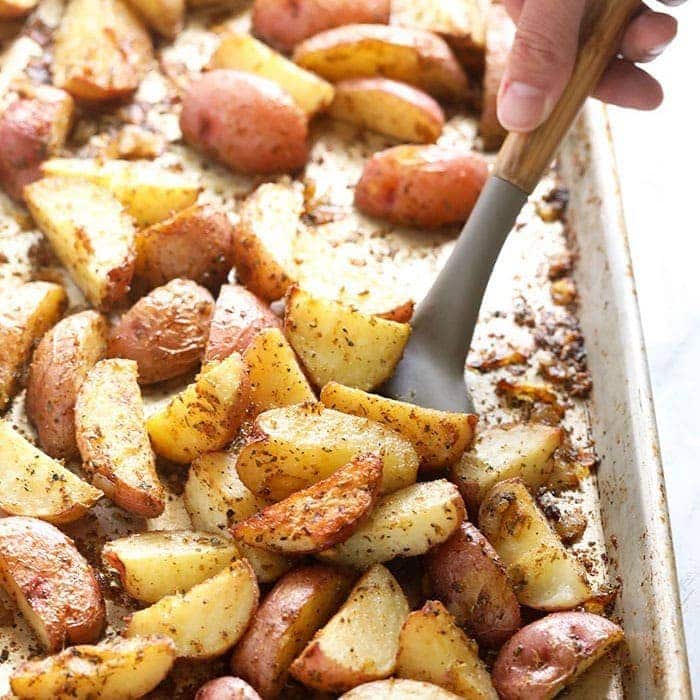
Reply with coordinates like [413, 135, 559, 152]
[620, 9, 677, 62]
[658, 0, 685, 6]
[501, 0, 525, 21]
[497, 0, 587, 132]
[592, 58, 664, 110]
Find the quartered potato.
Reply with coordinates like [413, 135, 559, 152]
[127, 0, 184, 38]
[196, 677, 262, 700]
[396, 600, 497, 700]
[290, 564, 409, 693]
[24, 177, 137, 310]
[285, 287, 411, 391]
[0, 420, 102, 524]
[341, 679, 463, 699]
[0, 517, 105, 652]
[10, 635, 176, 700]
[75, 359, 165, 518]
[125, 560, 259, 659]
[479, 479, 592, 611]
[0, 280, 67, 411]
[320, 382, 476, 469]
[231, 564, 354, 698]
[236, 403, 419, 501]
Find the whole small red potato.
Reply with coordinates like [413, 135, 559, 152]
[195, 676, 262, 699]
[252, 0, 390, 53]
[180, 70, 309, 175]
[355, 144, 488, 228]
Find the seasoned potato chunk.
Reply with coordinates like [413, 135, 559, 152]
[196, 677, 262, 699]
[125, 560, 259, 659]
[0, 281, 67, 411]
[0, 420, 102, 524]
[341, 679, 462, 699]
[127, 0, 184, 38]
[396, 601, 497, 699]
[0, 517, 105, 652]
[24, 177, 136, 310]
[318, 480, 465, 569]
[102, 530, 239, 603]
[10, 635, 176, 700]
[479, 479, 592, 610]
[320, 382, 476, 469]
[76, 359, 164, 517]
[236, 403, 419, 501]
[290, 564, 409, 693]
[285, 287, 410, 391]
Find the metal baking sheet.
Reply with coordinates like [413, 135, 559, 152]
[0, 1, 691, 697]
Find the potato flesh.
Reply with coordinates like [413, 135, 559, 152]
[236, 403, 419, 501]
[126, 560, 259, 659]
[318, 479, 465, 569]
[341, 679, 463, 699]
[127, 0, 184, 38]
[10, 635, 176, 700]
[102, 530, 240, 603]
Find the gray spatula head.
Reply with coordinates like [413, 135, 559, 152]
[381, 175, 528, 413]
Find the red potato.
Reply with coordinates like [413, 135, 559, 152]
[0, 0, 36, 17]
[180, 70, 309, 175]
[204, 284, 282, 362]
[252, 0, 390, 53]
[492, 612, 624, 699]
[355, 145, 489, 228]
[195, 677, 262, 699]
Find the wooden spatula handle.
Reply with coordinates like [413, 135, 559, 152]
[495, 0, 640, 193]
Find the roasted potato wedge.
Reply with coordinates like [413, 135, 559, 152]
[135, 205, 234, 292]
[52, 0, 153, 101]
[210, 33, 335, 115]
[0, 0, 36, 18]
[320, 382, 476, 470]
[231, 565, 354, 698]
[196, 677, 262, 699]
[0, 517, 105, 652]
[355, 144, 489, 229]
[42, 158, 201, 227]
[293, 24, 468, 101]
[451, 423, 563, 513]
[24, 176, 136, 310]
[236, 403, 419, 500]
[329, 78, 444, 143]
[102, 530, 239, 603]
[26, 310, 108, 460]
[341, 679, 462, 699]
[233, 454, 382, 554]
[127, 0, 184, 38]
[492, 612, 624, 699]
[10, 635, 176, 700]
[125, 559, 259, 659]
[479, 479, 592, 610]
[0, 280, 67, 411]
[290, 564, 409, 693]
[0, 420, 102, 524]
[205, 284, 282, 361]
[426, 520, 521, 648]
[147, 352, 250, 464]
[285, 287, 410, 391]
[76, 359, 164, 517]
[318, 479, 465, 569]
[396, 600, 497, 699]
[107, 279, 214, 384]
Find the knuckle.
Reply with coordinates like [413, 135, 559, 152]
[510, 24, 573, 81]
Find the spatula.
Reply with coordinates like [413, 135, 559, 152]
[382, 0, 640, 413]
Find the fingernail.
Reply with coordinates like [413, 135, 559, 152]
[645, 39, 673, 59]
[498, 81, 550, 132]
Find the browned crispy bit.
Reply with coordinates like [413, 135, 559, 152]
[548, 442, 597, 491]
[548, 251, 575, 281]
[468, 346, 530, 373]
[551, 278, 577, 306]
[536, 186, 570, 222]
[539, 497, 587, 545]
[496, 378, 558, 405]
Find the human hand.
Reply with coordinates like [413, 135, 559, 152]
[497, 0, 681, 132]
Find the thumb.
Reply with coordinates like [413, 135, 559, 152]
[498, 0, 586, 132]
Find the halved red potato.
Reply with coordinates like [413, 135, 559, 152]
[196, 677, 262, 700]
[180, 70, 309, 175]
[492, 612, 624, 699]
[0, 517, 105, 652]
[355, 145, 489, 228]
[341, 679, 462, 699]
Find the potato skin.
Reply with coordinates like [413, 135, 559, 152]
[355, 145, 488, 228]
[492, 612, 624, 699]
[195, 677, 262, 700]
[426, 520, 520, 648]
[108, 278, 214, 384]
[180, 70, 309, 175]
[26, 310, 108, 460]
[252, 0, 390, 53]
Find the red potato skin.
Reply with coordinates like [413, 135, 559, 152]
[180, 70, 309, 175]
[426, 520, 520, 648]
[204, 284, 282, 362]
[355, 145, 489, 228]
[492, 612, 625, 700]
[195, 677, 262, 700]
[252, 0, 390, 53]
